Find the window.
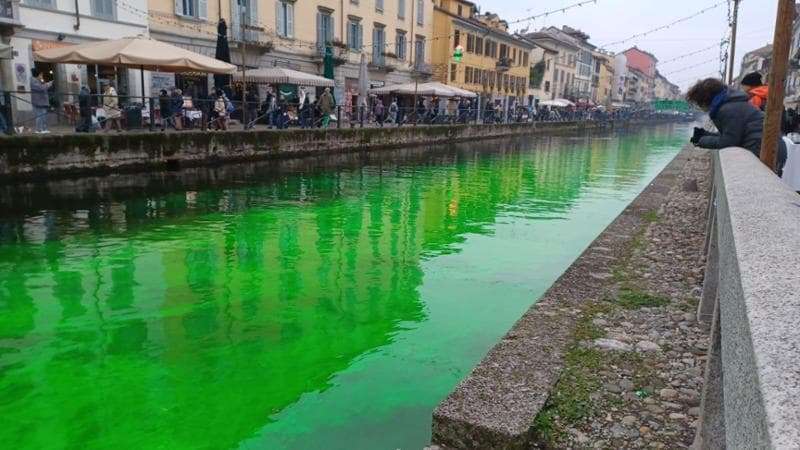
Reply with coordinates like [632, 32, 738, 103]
[450, 64, 457, 82]
[92, 0, 115, 18]
[398, 0, 405, 19]
[457, 4, 462, 16]
[347, 18, 363, 50]
[522, 52, 529, 67]
[414, 35, 425, 65]
[26, 0, 55, 8]
[376, 0, 383, 11]
[276, 1, 295, 38]
[475, 37, 483, 55]
[454, 30, 460, 48]
[373, 25, 386, 65]
[416, 0, 424, 25]
[546, 59, 550, 70]
[175, 0, 207, 19]
[466, 34, 474, 53]
[465, 66, 472, 83]
[316, 10, 334, 50]
[396, 31, 407, 60]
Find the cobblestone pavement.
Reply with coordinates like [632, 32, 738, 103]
[537, 149, 712, 449]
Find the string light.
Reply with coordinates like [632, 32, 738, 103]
[657, 42, 725, 66]
[599, 1, 727, 49]
[509, 0, 599, 26]
[663, 57, 719, 76]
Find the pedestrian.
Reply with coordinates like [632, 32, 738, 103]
[30, 68, 52, 134]
[76, 85, 93, 133]
[159, 89, 172, 131]
[373, 98, 385, 127]
[213, 90, 228, 130]
[740, 72, 769, 111]
[245, 88, 258, 129]
[318, 87, 334, 128]
[387, 98, 398, 125]
[300, 96, 312, 129]
[171, 88, 184, 130]
[103, 83, 122, 132]
[687, 77, 787, 175]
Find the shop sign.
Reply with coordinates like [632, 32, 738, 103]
[32, 40, 73, 53]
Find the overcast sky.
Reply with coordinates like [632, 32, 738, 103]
[483, 0, 779, 91]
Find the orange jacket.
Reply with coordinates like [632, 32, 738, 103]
[748, 85, 769, 110]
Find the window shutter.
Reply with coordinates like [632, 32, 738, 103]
[175, 0, 183, 16]
[287, 3, 294, 38]
[276, 1, 284, 36]
[316, 12, 323, 47]
[416, 0, 423, 25]
[198, 0, 207, 19]
[398, 0, 405, 18]
[230, 1, 240, 40]
[247, 0, 257, 31]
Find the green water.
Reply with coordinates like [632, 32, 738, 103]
[0, 125, 689, 450]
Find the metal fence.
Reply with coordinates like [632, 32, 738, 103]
[0, 90, 680, 136]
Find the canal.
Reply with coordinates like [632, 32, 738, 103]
[0, 124, 690, 450]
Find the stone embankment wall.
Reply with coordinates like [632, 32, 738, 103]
[0, 120, 664, 180]
[694, 148, 800, 449]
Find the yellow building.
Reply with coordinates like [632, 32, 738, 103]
[147, 0, 435, 99]
[431, 0, 533, 106]
[593, 51, 615, 107]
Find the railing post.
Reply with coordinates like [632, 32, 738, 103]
[337, 105, 341, 129]
[148, 97, 155, 132]
[3, 91, 13, 135]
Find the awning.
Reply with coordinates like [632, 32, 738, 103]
[0, 43, 12, 60]
[34, 36, 236, 74]
[369, 81, 477, 98]
[232, 67, 335, 87]
[540, 99, 574, 107]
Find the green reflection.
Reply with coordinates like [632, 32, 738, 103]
[0, 126, 688, 450]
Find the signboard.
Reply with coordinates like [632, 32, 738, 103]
[32, 40, 73, 53]
[151, 72, 175, 94]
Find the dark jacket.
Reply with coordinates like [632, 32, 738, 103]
[78, 87, 92, 117]
[698, 90, 765, 155]
[30, 77, 50, 108]
[698, 89, 787, 170]
[159, 94, 172, 117]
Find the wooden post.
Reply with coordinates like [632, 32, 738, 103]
[760, 0, 795, 171]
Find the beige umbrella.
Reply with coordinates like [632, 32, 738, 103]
[34, 36, 237, 74]
[232, 67, 334, 87]
[370, 81, 476, 98]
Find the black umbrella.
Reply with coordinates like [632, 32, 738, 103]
[214, 19, 231, 92]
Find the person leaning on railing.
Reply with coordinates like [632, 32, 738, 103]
[686, 77, 787, 176]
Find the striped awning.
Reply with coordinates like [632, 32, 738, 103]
[232, 67, 334, 87]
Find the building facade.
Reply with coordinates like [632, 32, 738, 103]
[525, 38, 557, 102]
[654, 72, 680, 100]
[148, 0, 435, 102]
[524, 28, 577, 101]
[622, 47, 657, 104]
[6, 0, 149, 120]
[431, 0, 532, 106]
[612, 53, 627, 103]
[735, 44, 772, 87]
[594, 51, 614, 107]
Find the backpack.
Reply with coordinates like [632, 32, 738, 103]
[225, 98, 235, 113]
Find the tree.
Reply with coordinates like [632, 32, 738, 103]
[530, 61, 545, 89]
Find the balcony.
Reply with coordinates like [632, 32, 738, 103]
[312, 43, 349, 67]
[231, 24, 274, 54]
[413, 62, 433, 78]
[369, 52, 398, 73]
[496, 57, 512, 72]
[0, 0, 23, 30]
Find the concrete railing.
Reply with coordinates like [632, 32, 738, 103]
[695, 148, 800, 449]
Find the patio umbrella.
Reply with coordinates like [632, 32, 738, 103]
[214, 19, 232, 91]
[358, 52, 369, 102]
[34, 36, 237, 74]
[232, 67, 334, 87]
[323, 45, 335, 80]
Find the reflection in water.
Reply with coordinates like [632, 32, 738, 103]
[0, 125, 688, 450]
